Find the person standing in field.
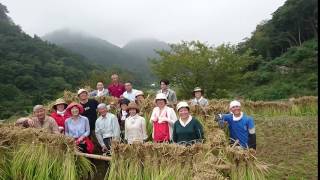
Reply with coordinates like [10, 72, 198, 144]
[157, 79, 177, 107]
[150, 93, 177, 143]
[117, 98, 130, 141]
[107, 74, 125, 98]
[95, 103, 120, 154]
[125, 102, 148, 144]
[135, 90, 145, 105]
[64, 102, 94, 153]
[121, 81, 139, 102]
[90, 81, 109, 97]
[16, 105, 59, 134]
[50, 98, 70, 133]
[173, 101, 204, 146]
[190, 87, 209, 107]
[78, 88, 99, 134]
[219, 100, 256, 149]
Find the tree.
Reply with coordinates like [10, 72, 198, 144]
[150, 41, 256, 99]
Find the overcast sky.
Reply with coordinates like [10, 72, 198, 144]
[1, 0, 286, 47]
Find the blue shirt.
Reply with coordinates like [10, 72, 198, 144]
[65, 115, 90, 138]
[222, 113, 254, 148]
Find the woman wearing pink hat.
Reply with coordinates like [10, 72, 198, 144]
[65, 102, 94, 153]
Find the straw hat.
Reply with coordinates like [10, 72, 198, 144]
[66, 102, 84, 114]
[127, 102, 140, 113]
[176, 101, 189, 111]
[53, 98, 67, 110]
[193, 87, 203, 92]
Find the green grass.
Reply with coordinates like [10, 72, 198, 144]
[255, 115, 318, 179]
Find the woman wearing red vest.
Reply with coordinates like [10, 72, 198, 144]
[50, 98, 70, 133]
[150, 93, 178, 143]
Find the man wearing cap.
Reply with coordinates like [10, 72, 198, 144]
[220, 100, 256, 150]
[190, 87, 209, 107]
[157, 79, 177, 107]
[78, 88, 99, 134]
[173, 101, 204, 145]
[16, 105, 59, 134]
[107, 74, 126, 98]
[95, 103, 120, 154]
[51, 98, 70, 133]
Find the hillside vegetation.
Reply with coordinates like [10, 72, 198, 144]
[151, 0, 318, 100]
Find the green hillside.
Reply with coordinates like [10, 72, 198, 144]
[236, 0, 318, 100]
[0, 4, 105, 119]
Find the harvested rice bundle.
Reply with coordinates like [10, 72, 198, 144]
[63, 90, 79, 104]
[0, 125, 94, 180]
[226, 146, 269, 180]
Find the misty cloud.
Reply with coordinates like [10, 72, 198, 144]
[1, 0, 285, 46]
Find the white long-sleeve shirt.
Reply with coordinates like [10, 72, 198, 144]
[95, 113, 120, 147]
[125, 114, 148, 144]
[150, 106, 177, 140]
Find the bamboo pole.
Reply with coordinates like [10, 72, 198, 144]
[75, 152, 112, 161]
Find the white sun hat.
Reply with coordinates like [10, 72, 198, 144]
[155, 93, 167, 101]
[229, 100, 241, 109]
[176, 101, 189, 111]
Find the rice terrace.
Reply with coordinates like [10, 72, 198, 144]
[0, 0, 318, 179]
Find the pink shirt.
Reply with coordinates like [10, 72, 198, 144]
[107, 83, 125, 98]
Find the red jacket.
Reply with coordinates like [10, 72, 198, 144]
[50, 111, 70, 128]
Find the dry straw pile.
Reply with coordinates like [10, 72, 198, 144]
[2, 86, 317, 180]
[0, 124, 93, 180]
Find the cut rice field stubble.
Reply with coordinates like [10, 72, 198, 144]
[256, 115, 318, 179]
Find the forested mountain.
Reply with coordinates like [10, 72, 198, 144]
[43, 30, 169, 84]
[151, 0, 318, 100]
[0, 3, 107, 119]
[236, 0, 318, 99]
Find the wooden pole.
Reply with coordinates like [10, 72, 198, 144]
[75, 152, 112, 161]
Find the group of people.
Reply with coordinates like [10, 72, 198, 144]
[15, 73, 256, 155]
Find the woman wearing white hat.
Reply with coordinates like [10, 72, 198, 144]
[150, 93, 177, 143]
[173, 101, 204, 145]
